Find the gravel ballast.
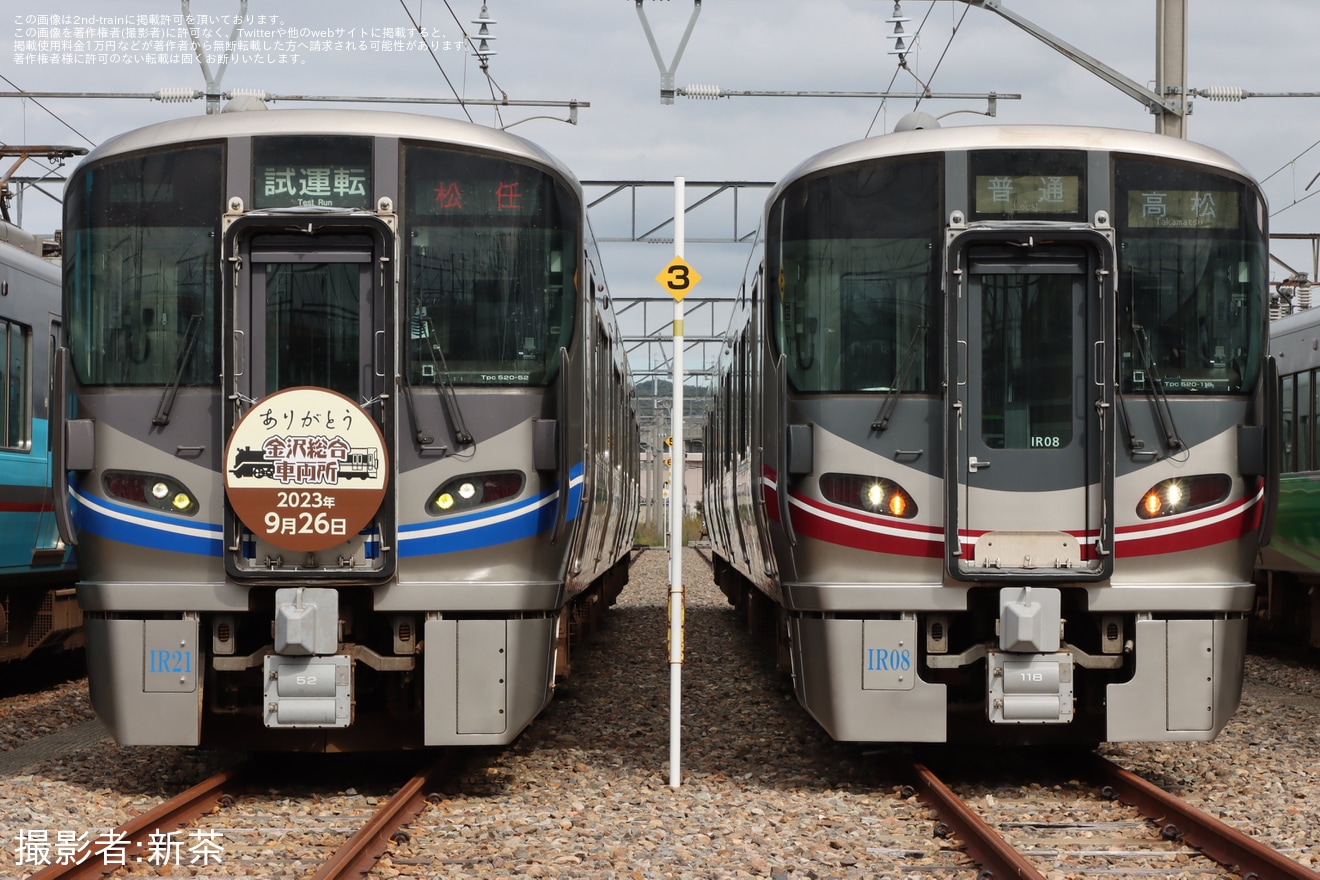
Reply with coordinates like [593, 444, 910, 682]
[2, 547, 1316, 878]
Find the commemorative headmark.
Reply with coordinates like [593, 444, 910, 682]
[224, 387, 387, 552]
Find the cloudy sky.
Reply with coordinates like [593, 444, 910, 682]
[6, 0, 1320, 375]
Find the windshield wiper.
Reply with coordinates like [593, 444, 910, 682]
[871, 323, 927, 432]
[152, 314, 203, 427]
[412, 314, 473, 450]
[1129, 319, 1184, 453]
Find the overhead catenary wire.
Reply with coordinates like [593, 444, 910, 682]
[1258, 135, 1320, 219]
[0, 72, 95, 228]
[441, 0, 511, 128]
[866, 1, 971, 137]
[910, 3, 971, 117]
[0, 74, 95, 148]
[398, 0, 474, 123]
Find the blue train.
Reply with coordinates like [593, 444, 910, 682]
[0, 223, 80, 662]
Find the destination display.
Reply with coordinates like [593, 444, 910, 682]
[406, 146, 549, 218]
[255, 163, 371, 209]
[409, 172, 546, 217]
[974, 174, 1082, 217]
[1125, 189, 1239, 229]
[252, 136, 373, 209]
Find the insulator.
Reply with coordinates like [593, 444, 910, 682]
[1199, 86, 1245, 102]
[154, 87, 197, 103]
[228, 88, 271, 101]
[683, 84, 724, 100]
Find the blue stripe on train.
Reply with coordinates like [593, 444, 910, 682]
[68, 464, 584, 559]
[71, 483, 225, 556]
[397, 464, 584, 558]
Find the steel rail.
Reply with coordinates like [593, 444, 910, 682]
[309, 754, 456, 880]
[903, 759, 1046, 880]
[1086, 752, 1320, 879]
[28, 766, 244, 879]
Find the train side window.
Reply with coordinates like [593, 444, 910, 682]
[1281, 374, 1296, 472]
[1, 319, 30, 450]
[1312, 369, 1320, 473]
[1299, 370, 1312, 472]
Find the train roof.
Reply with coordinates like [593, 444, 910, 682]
[74, 107, 581, 189]
[0, 226, 60, 280]
[1269, 307, 1320, 372]
[768, 123, 1260, 205]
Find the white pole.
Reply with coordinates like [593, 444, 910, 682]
[668, 177, 685, 790]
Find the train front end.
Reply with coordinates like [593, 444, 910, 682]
[58, 111, 630, 750]
[723, 125, 1273, 744]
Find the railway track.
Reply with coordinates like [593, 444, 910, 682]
[900, 749, 1319, 879]
[26, 753, 459, 879]
[8, 548, 1317, 877]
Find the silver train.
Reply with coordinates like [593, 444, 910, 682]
[0, 225, 80, 662]
[53, 108, 639, 750]
[703, 122, 1276, 745]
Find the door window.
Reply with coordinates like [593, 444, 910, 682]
[979, 273, 1075, 450]
[262, 260, 366, 400]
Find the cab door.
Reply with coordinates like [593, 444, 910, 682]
[223, 219, 396, 579]
[947, 239, 1113, 579]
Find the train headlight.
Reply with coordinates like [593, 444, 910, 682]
[427, 471, 525, 517]
[1136, 474, 1231, 519]
[819, 473, 918, 519]
[103, 470, 200, 517]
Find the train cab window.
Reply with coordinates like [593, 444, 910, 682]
[768, 156, 941, 394]
[1281, 373, 1296, 472]
[1114, 156, 1267, 396]
[0, 319, 30, 450]
[64, 144, 222, 387]
[402, 144, 578, 387]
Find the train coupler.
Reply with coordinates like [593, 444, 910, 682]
[262, 653, 353, 728]
[263, 586, 353, 728]
[987, 586, 1075, 724]
[987, 650, 1075, 723]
